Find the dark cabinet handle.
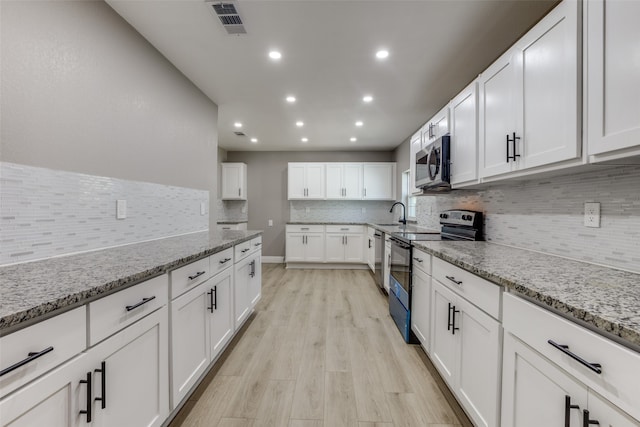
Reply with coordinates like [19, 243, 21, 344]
[188, 271, 206, 280]
[80, 371, 92, 422]
[0, 346, 54, 377]
[94, 361, 106, 409]
[238, 188, 241, 197]
[241, 248, 250, 253]
[301, 227, 310, 230]
[446, 275, 462, 285]
[254, 242, 262, 247]
[125, 296, 156, 312]
[207, 286, 217, 313]
[548, 340, 602, 374]
[340, 228, 349, 231]
[583, 410, 600, 426]
[506, 132, 521, 162]
[219, 258, 231, 264]
[452, 306, 460, 335]
[249, 260, 256, 278]
[413, 257, 423, 263]
[447, 303, 453, 331]
[368, 239, 372, 249]
[565, 395, 580, 427]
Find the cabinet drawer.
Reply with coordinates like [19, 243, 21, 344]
[209, 247, 233, 276]
[250, 235, 262, 252]
[325, 225, 364, 233]
[234, 240, 253, 262]
[88, 274, 168, 346]
[286, 224, 324, 233]
[170, 256, 211, 299]
[504, 293, 640, 421]
[0, 306, 86, 397]
[432, 257, 501, 319]
[412, 248, 431, 275]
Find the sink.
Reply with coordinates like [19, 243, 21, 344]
[377, 223, 402, 227]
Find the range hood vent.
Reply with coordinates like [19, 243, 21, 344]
[206, 1, 246, 35]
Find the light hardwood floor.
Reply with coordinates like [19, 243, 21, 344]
[169, 264, 473, 427]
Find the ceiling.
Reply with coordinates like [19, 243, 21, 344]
[105, 0, 557, 152]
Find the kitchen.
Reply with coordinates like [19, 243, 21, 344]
[1, 0, 639, 427]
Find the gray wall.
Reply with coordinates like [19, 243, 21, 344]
[1, 0, 219, 230]
[226, 151, 393, 257]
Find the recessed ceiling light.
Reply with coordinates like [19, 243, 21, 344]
[350, 137, 357, 142]
[296, 121, 304, 127]
[234, 122, 242, 128]
[269, 50, 282, 60]
[355, 121, 363, 127]
[376, 49, 389, 59]
[250, 138, 258, 143]
[286, 96, 296, 103]
[363, 95, 373, 103]
[301, 137, 308, 143]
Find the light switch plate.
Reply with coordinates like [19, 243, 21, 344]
[268, 219, 273, 227]
[584, 202, 600, 228]
[116, 200, 127, 219]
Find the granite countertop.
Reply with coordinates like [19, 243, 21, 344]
[414, 241, 640, 350]
[0, 230, 262, 334]
[287, 221, 368, 225]
[217, 220, 248, 224]
[286, 222, 439, 235]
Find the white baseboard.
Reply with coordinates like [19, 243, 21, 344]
[285, 263, 370, 270]
[262, 256, 284, 263]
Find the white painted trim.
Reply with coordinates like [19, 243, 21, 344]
[262, 256, 284, 264]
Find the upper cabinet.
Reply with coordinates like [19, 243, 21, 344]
[409, 130, 424, 195]
[362, 163, 396, 200]
[221, 163, 247, 200]
[479, 0, 581, 180]
[326, 163, 362, 199]
[450, 80, 479, 187]
[288, 163, 326, 200]
[586, 0, 640, 161]
[422, 105, 451, 147]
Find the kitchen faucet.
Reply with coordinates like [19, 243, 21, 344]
[390, 202, 407, 225]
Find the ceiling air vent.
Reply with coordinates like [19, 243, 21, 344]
[234, 131, 246, 136]
[205, 1, 247, 35]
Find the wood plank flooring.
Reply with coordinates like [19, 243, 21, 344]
[169, 265, 472, 427]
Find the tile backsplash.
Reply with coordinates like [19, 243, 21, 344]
[0, 162, 209, 265]
[290, 200, 395, 224]
[216, 199, 248, 222]
[415, 165, 640, 273]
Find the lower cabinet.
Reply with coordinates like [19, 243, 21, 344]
[234, 251, 261, 330]
[324, 233, 363, 263]
[410, 254, 431, 351]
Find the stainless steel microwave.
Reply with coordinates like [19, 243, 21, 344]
[415, 135, 451, 190]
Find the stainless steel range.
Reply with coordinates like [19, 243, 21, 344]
[388, 210, 483, 343]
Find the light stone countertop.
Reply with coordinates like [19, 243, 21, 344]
[0, 230, 261, 335]
[413, 241, 640, 350]
[217, 220, 249, 224]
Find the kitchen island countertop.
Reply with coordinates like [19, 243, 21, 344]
[414, 241, 640, 350]
[0, 230, 261, 334]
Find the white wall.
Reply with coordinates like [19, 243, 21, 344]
[1, 0, 219, 231]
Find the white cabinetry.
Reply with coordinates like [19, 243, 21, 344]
[288, 163, 325, 199]
[326, 163, 362, 199]
[285, 225, 325, 263]
[221, 163, 247, 200]
[366, 227, 375, 272]
[362, 163, 395, 200]
[383, 234, 391, 293]
[450, 80, 479, 187]
[586, 0, 640, 161]
[409, 130, 424, 195]
[324, 225, 364, 263]
[423, 105, 451, 146]
[233, 239, 261, 330]
[430, 259, 502, 427]
[479, 0, 581, 180]
[410, 249, 431, 352]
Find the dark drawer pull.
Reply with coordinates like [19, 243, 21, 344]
[413, 257, 423, 263]
[254, 242, 262, 247]
[94, 361, 106, 409]
[219, 257, 231, 264]
[548, 340, 602, 374]
[565, 395, 580, 427]
[125, 296, 156, 312]
[241, 248, 250, 253]
[445, 275, 462, 285]
[188, 271, 206, 280]
[0, 346, 54, 377]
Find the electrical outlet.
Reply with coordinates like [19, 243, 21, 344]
[268, 219, 273, 227]
[584, 202, 600, 228]
[116, 200, 127, 219]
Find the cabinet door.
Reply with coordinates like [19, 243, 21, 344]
[456, 297, 501, 427]
[479, 50, 519, 178]
[429, 280, 459, 387]
[0, 354, 89, 427]
[450, 82, 478, 186]
[325, 164, 344, 199]
[324, 234, 345, 262]
[432, 105, 450, 141]
[587, 391, 640, 427]
[587, 0, 640, 157]
[304, 233, 325, 262]
[233, 258, 251, 329]
[409, 131, 423, 195]
[410, 267, 431, 351]
[288, 164, 306, 199]
[501, 332, 586, 427]
[221, 163, 246, 200]
[362, 163, 395, 200]
[91, 307, 169, 427]
[343, 163, 362, 199]
[171, 282, 210, 407]
[343, 233, 363, 263]
[305, 164, 325, 199]
[248, 253, 262, 308]
[286, 233, 306, 262]
[517, 0, 580, 170]
[209, 268, 234, 360]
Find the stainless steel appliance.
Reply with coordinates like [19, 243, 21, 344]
[415, 135, 451, 190]
[388, 210, 483, 343]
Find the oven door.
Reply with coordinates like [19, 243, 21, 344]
[389, 237, 411, 309]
